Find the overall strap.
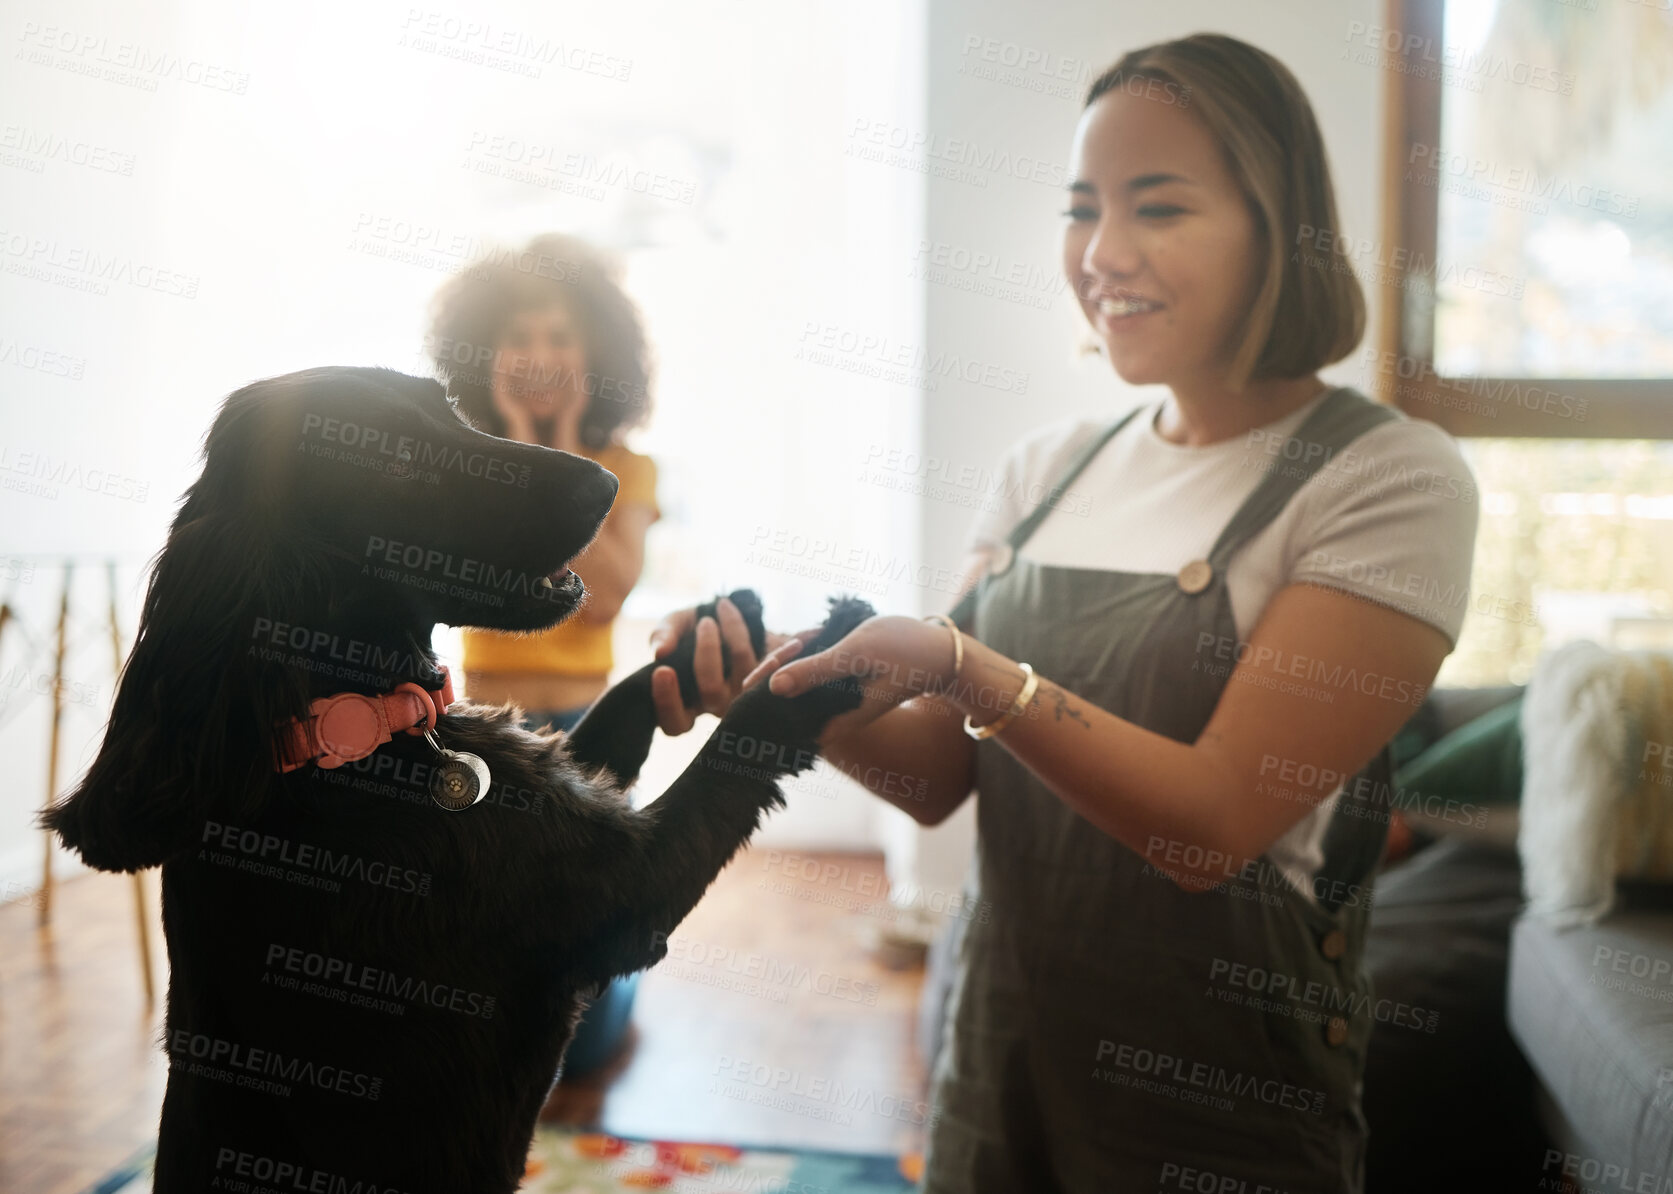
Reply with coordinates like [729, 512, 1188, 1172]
[1206, 387, 1398, 569]
[948, 405, 1145, 627]
[1314, 747, 1394, 913]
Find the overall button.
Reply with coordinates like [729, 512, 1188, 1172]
[989, 542, 1015, 576]
[1325, 1016, 1349, 1047]
[1320, 929, 1347, 961]
[1176, 559, 1213, 595]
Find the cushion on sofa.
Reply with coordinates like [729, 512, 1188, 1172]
[1520, 642, 1673, 924]
[1388, 685, 1522, 771]
[1426, 684, 1528, 739]
[1394, 695, 1525, 805]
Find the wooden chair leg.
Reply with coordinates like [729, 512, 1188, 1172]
[129, 871, 155, 1007]
[39, 561, 71, 928]
[108, 561, 155, 1008]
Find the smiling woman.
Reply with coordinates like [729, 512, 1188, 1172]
[649, 31, 1478, 1193]
[1060, 45, 1364, 405]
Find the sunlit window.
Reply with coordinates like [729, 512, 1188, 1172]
[1432, 0, 1673, 379]
[1440, 438, 1673, 687]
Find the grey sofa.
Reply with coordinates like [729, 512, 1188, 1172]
[1509, 885, 1673, 1182]
[1333, 683, 1673, 1189]
[1358, 686, 1551, 1190]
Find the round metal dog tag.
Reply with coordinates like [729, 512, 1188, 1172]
[423, 731, 491, 811]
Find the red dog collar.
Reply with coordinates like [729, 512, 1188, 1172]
[274, 666, 456, 773]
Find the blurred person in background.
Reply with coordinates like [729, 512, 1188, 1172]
[427, 232, 659, 1077]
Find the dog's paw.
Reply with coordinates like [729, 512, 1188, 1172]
[661, 588, 767, 707]
[800, 594, 876, 656]
[783, 593, 875, 725]
[712, 595, 875, 774]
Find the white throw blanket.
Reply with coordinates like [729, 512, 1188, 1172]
[1519, 640, 1673, 925]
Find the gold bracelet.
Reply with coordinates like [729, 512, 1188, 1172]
[922, 614, 963, 694]
[964, 662, 1038, 740]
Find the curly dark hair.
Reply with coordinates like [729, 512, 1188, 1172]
[426, 233, 653, 450]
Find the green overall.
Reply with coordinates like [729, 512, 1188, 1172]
[925, 387, 1399, 1193]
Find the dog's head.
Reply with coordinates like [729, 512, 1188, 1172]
[43, 366, 617, 871]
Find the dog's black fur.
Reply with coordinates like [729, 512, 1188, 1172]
[42, 367, 871, 1193]
[564, 588, 766, 789]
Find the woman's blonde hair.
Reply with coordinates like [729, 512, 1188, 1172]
[1086, 34, 1365, 388]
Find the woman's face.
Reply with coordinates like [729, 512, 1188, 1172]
[1062, 87, 1264, 390]
[491, 303, 589, 424]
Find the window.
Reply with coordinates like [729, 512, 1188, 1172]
[1374, 0, 1673, 685]
[1439, 437, 1673, 687]
[1375, 0, 1673, 438]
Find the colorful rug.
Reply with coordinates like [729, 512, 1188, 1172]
[81, 1131, 922, 1192]
[77, 1143, 154, 1194]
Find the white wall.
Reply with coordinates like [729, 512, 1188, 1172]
[0, 0, 929, 891]
[885, 0, 1387, 916]
[0, 0, 1385, 907]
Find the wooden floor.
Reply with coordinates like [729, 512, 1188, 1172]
[0, 850, 929, 1194]
[0, 869, 169, 1194]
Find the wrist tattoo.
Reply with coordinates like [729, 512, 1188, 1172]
[1045, 683, 1090, 728]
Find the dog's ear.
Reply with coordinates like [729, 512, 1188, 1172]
[40, 511, 319, 872]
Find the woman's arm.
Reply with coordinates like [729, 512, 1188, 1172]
[768, 582, 1450, 892]
[540, 420, 654, 626]
[816, 696, 976, 825]
[645, 554, 988, 821]
[572, 501, 655, 625]
[795, 551, 988, 824]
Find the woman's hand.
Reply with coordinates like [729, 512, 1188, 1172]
[489, 381, 541, 445]
[488, 375, 583, 451]
[541, 408, 585, 455]
[647, 598, 794, 734]
[743, 615, 961, 738]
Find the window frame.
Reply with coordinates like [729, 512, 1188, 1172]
[1376, 0, 1671, 439]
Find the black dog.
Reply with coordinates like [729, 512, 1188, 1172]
[43, 367, 871, 1194]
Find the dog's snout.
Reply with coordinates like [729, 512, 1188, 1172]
[594, 467, 619, 507]
[577, 459, 618, 519]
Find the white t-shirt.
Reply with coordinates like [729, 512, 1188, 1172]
[964, 387, 1480, 898]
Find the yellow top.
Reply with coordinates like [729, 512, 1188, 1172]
[461, 443, 658, 678]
